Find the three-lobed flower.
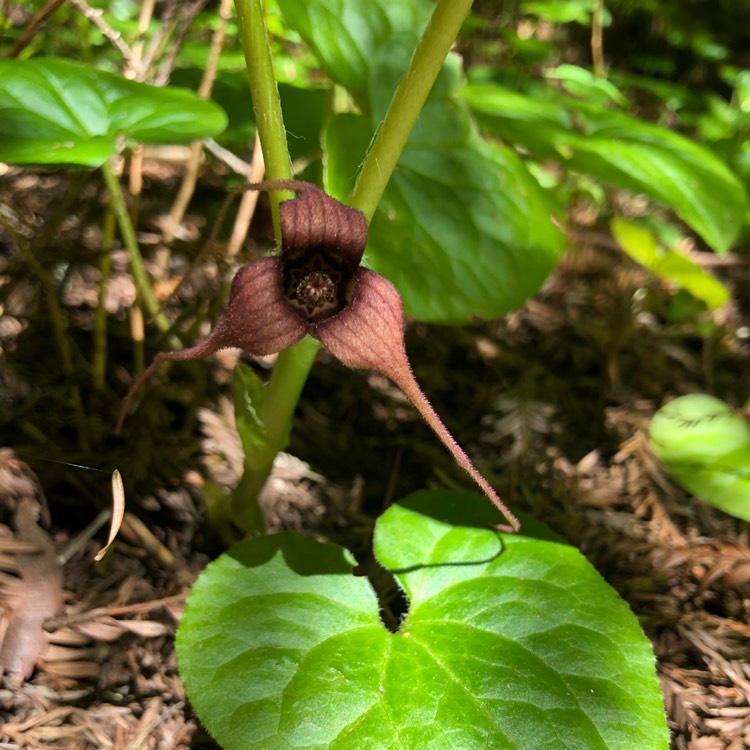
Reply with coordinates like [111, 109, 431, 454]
[119, 181, 519, 532]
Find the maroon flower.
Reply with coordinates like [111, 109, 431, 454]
[119, 181, 519, 532]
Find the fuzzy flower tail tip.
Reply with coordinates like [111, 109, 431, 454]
[117, 181, 520, 532]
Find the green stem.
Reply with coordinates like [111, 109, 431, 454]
[350, 0, 473, 220]
[101, 160, 170, 334]
[261, 336, 320, 449]
[229, 0, 468, 531]
[230, 336, 320, 531]
[234, 0, 320, 451]
[234, 0, 294, 230]
[232, 0, 321, 530]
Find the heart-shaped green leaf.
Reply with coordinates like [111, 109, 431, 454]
[177, 491, 668, 749]
[0, 58, 227, 166]
[324, 108, 563, 323]
[464, 83, 748, 254]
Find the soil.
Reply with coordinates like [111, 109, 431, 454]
[1, 165, 749, 749]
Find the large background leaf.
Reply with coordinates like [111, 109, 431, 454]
[177, 491, 668, 749]
[279, 0, 564, 323]
[275, 0, 431, 101]
[464, 83, 748, 254]
[0, 58, 227, 166]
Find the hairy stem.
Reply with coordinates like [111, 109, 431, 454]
[350, 0, 473, 220]
[230, 336, 320, 531]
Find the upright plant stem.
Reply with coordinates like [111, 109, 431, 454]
[101, 160, 171, 336]
[350, 0, 474, 220]
[232, 0, 321, 530]
[229, 0, 471, 530]
[230, 336, 320, 531]
[591, 0, 605, 78]
[234, 0, 294, 224]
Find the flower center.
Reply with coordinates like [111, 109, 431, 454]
[284, 254, 349, 323]
[297, 271, 335, 309]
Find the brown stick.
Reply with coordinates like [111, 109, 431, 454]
[8, 0, 65, 58]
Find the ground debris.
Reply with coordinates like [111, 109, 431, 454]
[2, 165, 749, 747]
[0, 452, 63, 684]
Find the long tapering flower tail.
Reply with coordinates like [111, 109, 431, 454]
[315, 268, 520, 532]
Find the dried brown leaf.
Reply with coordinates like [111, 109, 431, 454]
[0, 497, 63, 682]
[94, 469, 125, 561]
[114, 619, 169, 638]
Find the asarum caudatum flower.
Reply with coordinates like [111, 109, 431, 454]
[119, 180, 519, 532]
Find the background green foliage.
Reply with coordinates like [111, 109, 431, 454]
[0, 58, 226, 165]
[649, 395, 750, 522]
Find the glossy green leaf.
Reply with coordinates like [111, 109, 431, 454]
[315, 19, 563, 322]
[169, 67, 256, 148]
[649, 394, 750, 521]
[177, 491, 668, 750]
[0, 58, 227, 166]
[464, 83, 748, 254]
[275, 0, 431, 102]
[611, 218, 730, 309]
[326, 108, 564, 323]
[371, 134, 563, 323]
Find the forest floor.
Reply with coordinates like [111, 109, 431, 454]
[0, 166, 749, 749]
